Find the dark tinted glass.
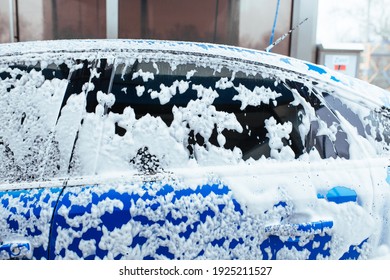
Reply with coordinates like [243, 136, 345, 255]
[365, 107, 390, 151]
[287, 81, 350, 159]
[109, 59, 306, 163]
[313, 87, 389, 156]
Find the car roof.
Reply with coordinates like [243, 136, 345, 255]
[0, 39, 389, 110]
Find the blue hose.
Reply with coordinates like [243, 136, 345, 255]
[269, 0, 281, 51]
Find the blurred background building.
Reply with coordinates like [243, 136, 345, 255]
[1, 0, 389, 90]
[0, 0, 316, 59]
[317, 0, 390, 90]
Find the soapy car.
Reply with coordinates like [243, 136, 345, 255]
[0, 40, 389, 260]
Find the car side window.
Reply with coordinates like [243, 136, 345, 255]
[0, 62, 70, 183]
[67, 57, 310, 176]
[368, 107, 390, 149]
[311, 86, 389, 156]
[61, 59, 115, 177]
[286, 81, 351, 159]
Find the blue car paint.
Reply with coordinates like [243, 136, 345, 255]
[387, 166, 390, 185]
[304, 62, 344, 84]
[262, 220, 335, 259]
[49, 183, 249, 260]
[340, 238, 369, 260]
[0, 241, 31, 259]
[0, 187, 63, 259]
[262, 220, 368, 260]
[46, 181, 367, 260]
[317, 186, 358, 204]
[260, 232, 333, 260]
[280, 57, 292, 65]
[305, 63, 328, 75]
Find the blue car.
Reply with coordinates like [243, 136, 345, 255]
[0, 40, 389, 260]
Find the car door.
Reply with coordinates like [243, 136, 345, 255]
[306, 84, 390, 259]
[48, 49, 376, 259]
[0, 50, 104, 259]
[0, 60, 71, 259]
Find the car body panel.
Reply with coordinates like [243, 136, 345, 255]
[0, 186, 63, 259]
[47, 158, 378, 260]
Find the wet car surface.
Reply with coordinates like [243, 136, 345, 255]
[0, 40, 389, 260]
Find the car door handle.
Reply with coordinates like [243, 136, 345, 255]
[0, 241, 32, 260]
[265, 220, 333, 237]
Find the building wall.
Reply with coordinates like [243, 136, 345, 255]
[239, 0, 292, 55]
[118, 0, 238, 45]
[0, 0, 11, 42]
[41, 0, 106, 40]
[0, 0, 45, 42]
[290, 0, 318, 62]
[1, 0, 293, 56]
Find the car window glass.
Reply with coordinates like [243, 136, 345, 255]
[60, 59, 115, 177]
[367, 111, 388, 155]
[321, 92, 366, 137]
[312, 86, 389, 156]
[68, 57, 309, 176]
[364, 107, 390, 153]
[0, 62, 70, 183]
[311, 103, 350, 159]
[286, 81, 350, 159]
